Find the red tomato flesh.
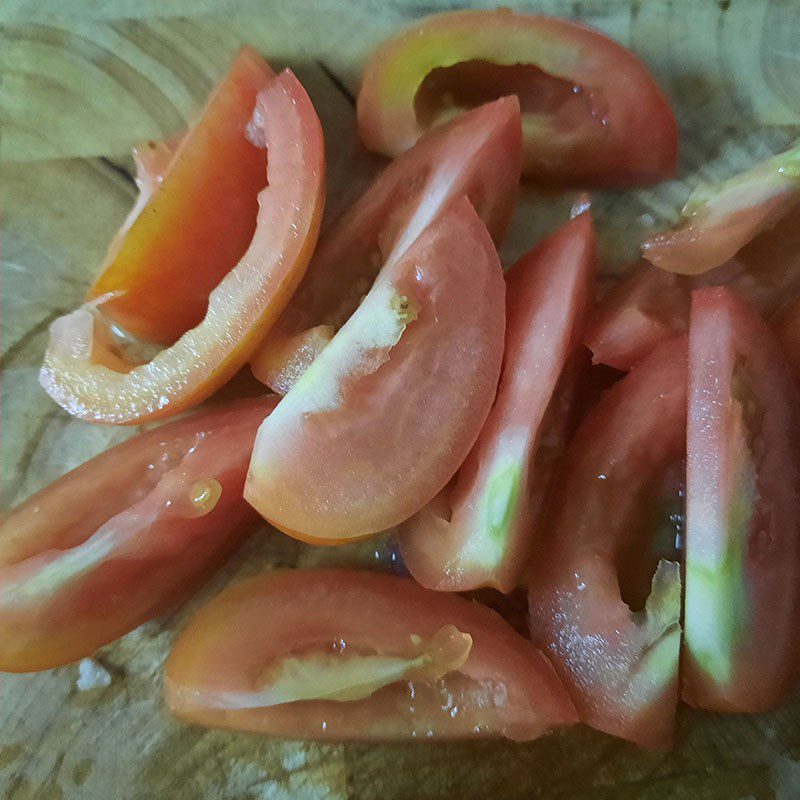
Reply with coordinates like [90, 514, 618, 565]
[40, 67, 325, 424]
[399, 212, 596, 593]
[357, 9, 677, 187]
[0, 397, 277, 672]
[87, 48, 273, 345]
[683, 288, 800, 712]
[252, 96, 521, 393]
[166, 569, 577, 740]
[528, 335, 687, 748]
[245, 198, 506, 542]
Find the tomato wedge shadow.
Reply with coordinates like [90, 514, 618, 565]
[252, 95, 521, 393]
[683, 288, 800, 712]
[40, 60, 325, 424]
[528, 335, 687, 748]
[357, 8, 677, 186]
[166, 569, 578, 740]
[245, 197, 506, 543]
[399, 211, 596, 593]
[0, 396, 278, 672]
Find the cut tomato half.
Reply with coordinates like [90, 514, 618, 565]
[684, 288, 800, 712]
[251, 96, 520, 394]
[245, 198, 505, 543]
[40, 64, 325, 424]
[357, 8, 677, 187]
[642, 143, 800, 275]
[399, 212, 596, 593]
[528, 335, 687, 748]
[166, 569, 577, 740]
[0, 396, 278, 672]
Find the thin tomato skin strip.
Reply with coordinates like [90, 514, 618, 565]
[40, 66, 325, 425]
[0, 396, 278, 673]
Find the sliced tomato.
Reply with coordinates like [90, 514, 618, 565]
[683, 288, 800, 712]
[245, 198, 505, 543]
[88, 49, 273, 345]
[587, 206, 800, 371]
[0, 396, 278, 672]
[356, 8, 677, 187]
[166, 569, 577, 740]
[642, 143, 800, 275]
[40, 66, 325, 424]
[584, 262, 691, 370]
[528, 335, 687, 748]
[251, 96, 520, 394]
[772, 296, 800, 383]
[399, 212, 596, 593]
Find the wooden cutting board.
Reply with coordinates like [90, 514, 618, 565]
[2, 1, 800, 797]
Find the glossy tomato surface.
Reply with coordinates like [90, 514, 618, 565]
[683, 288, 800, 712]
[357, 9, 677, 186]
[40, 67, 324, 424]
[166, 569, 577, 740]
[245, 198, 505, 543]
[87, 48, 271, 345]
[528, 336, 687, 748]
[400, 212, 596, 593]
[253, 96, 520, 393]
[0, 396, 278, 672]
[642, 143, 800, 275]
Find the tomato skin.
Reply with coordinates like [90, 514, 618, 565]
[399, 212, 596, 593]
[87, 48, 272, 345]
[166, 569, 577, 741]
[683, 288, 800, 712]
[40, 67, 325, 424]
[357, 9, 677, 187]
[642, 144, 800, 276]
[0, 396, 278, 672]
[528, 336, 687, 748]
[245, 198, 505, 542]
[253, 96, 521, 394]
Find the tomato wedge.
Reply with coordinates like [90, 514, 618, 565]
[642, 143, 800, 275]
[399, 212, 596, 593]
[166, 569, 577, 740]
[0, 397, 278, 673]
[683, 288, 800, 712]
[772, 296, 800, 383]
[528, 336, 687, 748]
[357, 9, 677, 187]
[252, 96, 520, 394]
[40, 66, 325, 424]
[245, 198, 505, 543]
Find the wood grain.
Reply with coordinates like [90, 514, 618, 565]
[2, 1, 800, 798]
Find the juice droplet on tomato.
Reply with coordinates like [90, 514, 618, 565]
[187, 479, 222, 517]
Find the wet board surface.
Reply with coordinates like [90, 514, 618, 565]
[2, 0, 800, 797]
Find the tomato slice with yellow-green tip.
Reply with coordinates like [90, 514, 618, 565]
[166, 569, 577, 740]
[399, 211, 595, 593]
[40, 58, 325, 424]
[245, 198, 506, 543]
[357, 8, 677, 187]
[683, 287, 800, 712]
[0, 396, 278, 672]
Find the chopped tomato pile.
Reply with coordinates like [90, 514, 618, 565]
[3, 11, 800, 752]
